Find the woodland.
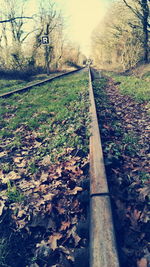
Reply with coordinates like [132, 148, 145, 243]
[0, 0, 85, 78]
[91, 0, 150, 71]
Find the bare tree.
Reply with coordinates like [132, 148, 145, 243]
[0, 0, 33, 43]
[0, 0, 34, 69]
[37, 1, 63, 74]
[91, 1, 144, 70]
[3, 0, 33, 44]
[122, 0, 150, 62]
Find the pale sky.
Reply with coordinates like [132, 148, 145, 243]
[54, 0, 110, 56]
[26, 0, 111, 56]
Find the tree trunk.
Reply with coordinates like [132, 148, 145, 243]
[141, 0, 149, 63]
[45, 46, 50, 75]
[143, 22, 149, 63]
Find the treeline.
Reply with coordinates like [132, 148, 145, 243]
[91, 0, 150, 71]
[0, 0, 86, 77]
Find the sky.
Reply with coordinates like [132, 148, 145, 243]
[54, 0, 110, 56]
[26, 0, 111, 56]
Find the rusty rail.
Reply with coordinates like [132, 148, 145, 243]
[89, 67, 120, 267]
[0, 67, 85, 98]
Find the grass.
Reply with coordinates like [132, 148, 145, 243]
[0, 73, 61, 95]
[105, 72, 150, 102]
[7, 181, 25, 203]
[0, 79, 27, 95]
[0, 71, 90, 160]
[138, 171, 150, 184]
[142, 71, 150, 80]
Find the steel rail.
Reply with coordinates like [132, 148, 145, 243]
[89, 67, 120, 267]
[0, 67, 85, 98]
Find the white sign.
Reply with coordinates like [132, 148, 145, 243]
[41, 36, 49, 45]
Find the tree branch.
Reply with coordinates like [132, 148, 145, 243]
[122, 0, 143, 20]
[21, 29, 39, 43]
[0, 17, 32, 24]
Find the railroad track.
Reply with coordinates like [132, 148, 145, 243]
[89, 67, 119, 267]
[0, 67, 120, 266]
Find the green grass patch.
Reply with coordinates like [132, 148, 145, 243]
[0, 73, 59, 95]
[142, 71, 150, 80]
[0, 79, 28, 95]
[7, 181, 25, 203]
[105, 72, 150, 102]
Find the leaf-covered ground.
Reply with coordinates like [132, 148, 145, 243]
[92, 70, 150, 267]
[0, 70, 90, 267]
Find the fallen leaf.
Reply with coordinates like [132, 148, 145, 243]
[45, 203, 52, 213]
[36, 240, 48, 248]
[0, 171, 6, 184]
[137, 258, 147, 267]
[34, 184, 47, 194]
[43, 193, 54, 202]
[48, 233, 62, 250]
[13, 157, 23, 163]
[17, 209, 26, 219]
[68, 186, 82, 195]
[0, 151, 7, 157]
[16, 160, 26, 168]
[60, 221, 71, 231]
[0, 201, 5, 216]
[56, 206, 65, 214]
[59, 246, 74, 261]
[40, 172, 48, 183]
[41, 155, 51, 166]
[55, 166, 62, 176]
[19, 180, 35, 191]
[6, 171, 20, 181]
[67, 226, 81, 246]
[103, 124, 110, 130]
[138, 187, 150, 201]
[34, 141, 42, 148]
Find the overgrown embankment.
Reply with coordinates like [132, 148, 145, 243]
[92, 70, 150, 267]
[105, 63, 150, 103]
[0, 71, 90, 267]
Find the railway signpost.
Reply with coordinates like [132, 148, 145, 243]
[41, 35, 50, 74]
[41, 35, 49, 45]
